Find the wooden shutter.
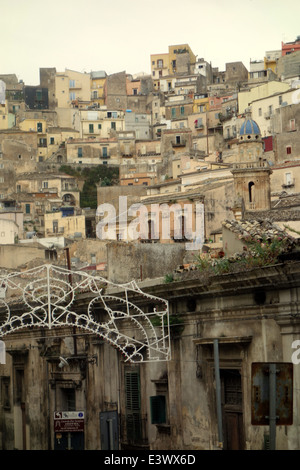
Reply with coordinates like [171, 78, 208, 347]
[125, 370, 142, 442]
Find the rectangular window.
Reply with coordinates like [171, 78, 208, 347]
[286, 146, 292, 155]
[62, 388, 76, 411]
[50, 137, 54, 145]
[111, 122, 116, 130]
[180, 106, 184, 115]
[1, 377, 11, 410]
[69, 92, 76, 101]
[37, 122, 43, 133]
[150, 396, 166, 424]
[125, 369, 142, 443]
[36, 90, 42, 101]
[171, 108, 176, 117]
[290, 119, 296, 131]
[89, 124, 94, 133]
[39, 138, 47, 147]
[285, 172, 292, 185]
[69, 80, 75, 88]
[78, 147, 83, 157]
[102, 147, 108, 157]
[15, 369, 24, 404]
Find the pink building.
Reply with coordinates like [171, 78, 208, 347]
[282, 36, 300, 56]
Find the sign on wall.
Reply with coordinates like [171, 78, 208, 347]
[54, 411, 85, 433]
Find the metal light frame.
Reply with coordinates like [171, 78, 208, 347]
[0, 264, 170, 363]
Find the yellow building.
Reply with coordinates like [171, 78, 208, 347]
[192, 94, 209, 114]
[90, 71, 107, 107]
[55, 69, 91, 108]
[19, 118, 48, 161]
[168, 44, 196, 75]
[264, 50, 281, 74]
[0, 102, 15, 130]
[150, 53, 169, 89]
[44, 211, 86, 238]
[150, 44, 196, 90]
[238, 81, 290, 114]
[18, 119, 79, 161]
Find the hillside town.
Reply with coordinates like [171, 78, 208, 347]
[1, 38, 300, 451]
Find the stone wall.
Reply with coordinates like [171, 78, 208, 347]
[105, 72, 127, 110]
[0, 244, 44, 269]
[107, 242, 186, 283]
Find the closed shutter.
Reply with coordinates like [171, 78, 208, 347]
[125, 370, 142, 442]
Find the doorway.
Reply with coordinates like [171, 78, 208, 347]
[100, 410, 119, 450]
[220, 369, 244, 450]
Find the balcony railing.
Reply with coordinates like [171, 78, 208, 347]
[282, 179, 295, 188]
[172, 139, 186, 147]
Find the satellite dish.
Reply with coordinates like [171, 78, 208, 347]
[58, 357, 69, 368]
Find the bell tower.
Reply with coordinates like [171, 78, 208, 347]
[231, 112, 272, 211]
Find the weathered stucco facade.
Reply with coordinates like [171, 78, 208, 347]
[1, 260, 300, 450]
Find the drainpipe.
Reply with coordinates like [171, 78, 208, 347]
[213, 339, 223, 449]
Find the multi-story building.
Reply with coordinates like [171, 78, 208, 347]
[15, 172, 81, 207]
[250, 88, 298, 137]
[66, 137, 119, 165]
[55, 69, 91, 109]
[151, 44, 196, 90]
[90, 71, 107, 108]
[264, 50, 281, 74]
[282, 36, 300, 56]
[238, 81, 290, 114]
[79, 108, 125, 139]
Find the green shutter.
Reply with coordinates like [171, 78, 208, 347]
[150, 395, 166, 424]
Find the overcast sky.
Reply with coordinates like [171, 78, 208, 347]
[2, 0, 300, 85]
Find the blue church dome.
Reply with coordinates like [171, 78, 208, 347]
[239, 118, 260, 136]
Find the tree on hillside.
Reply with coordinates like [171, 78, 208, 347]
[59, 165, 119, 209]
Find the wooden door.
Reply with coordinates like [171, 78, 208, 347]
[221, 369, 245, 450]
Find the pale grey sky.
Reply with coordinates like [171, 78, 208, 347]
[2, 0, 300, 85]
